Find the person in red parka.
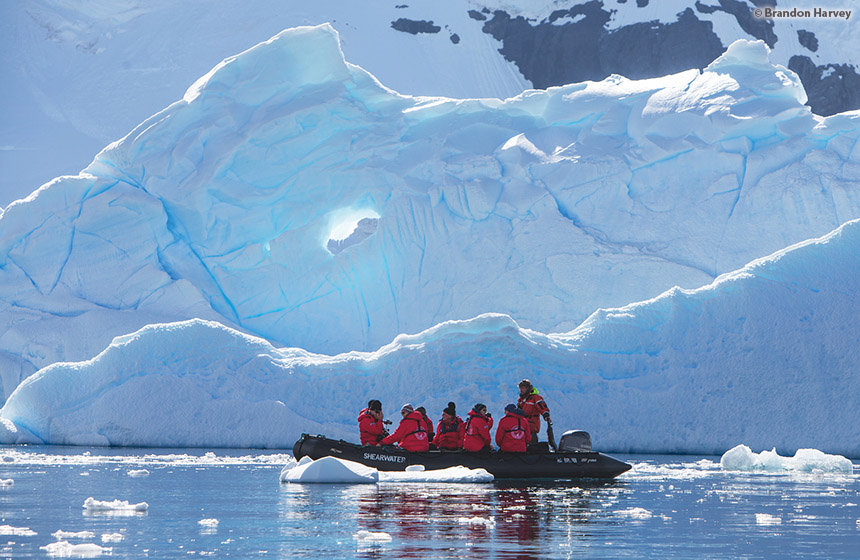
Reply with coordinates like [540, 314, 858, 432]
[463, 403, 494, 452]
[433, 402, 465, 450]
[495, 403, 531, 453]
[381, 403, 430, 452]
[415, 406, 435, 445]
[517, 379, 551, 444]
[357, 399, 387, 446]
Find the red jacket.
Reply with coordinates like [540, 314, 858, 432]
[518, 390, 549, 434]
[357, 408, 386, 446]
[433, 416, 465, 450]
[463, 410, 494, 452]
[495, 410, 531, 452]
[419, 413, 435, 444]
[381, 411, 430, 452]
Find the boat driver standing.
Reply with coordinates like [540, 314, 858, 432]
[517, 379, 551, 445]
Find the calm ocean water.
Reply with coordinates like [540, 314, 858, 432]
[0, 446, 857, 559]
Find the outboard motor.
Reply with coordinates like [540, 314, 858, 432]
[559, 430, 592, 452]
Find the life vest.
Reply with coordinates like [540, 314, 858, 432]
[495, 411, 531, 453]
[518, 389, 549, 434]
[463, 410, 493, 452]
[381, 411, 430, 452]
[357, 408, 386, 446]
[433, 417, 464, 450]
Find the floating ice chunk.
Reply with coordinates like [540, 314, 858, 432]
[280, 456, 378, 484]
[379, 465, 493, 483]
[127, 469, 149, 477]
[100, 533, 124, 543]
[354, 530, 392, 542]
[755, 513, 782, 525]
[83, 497, 148, 514]
[0, 478, 13, 487]
[0, 525, 36, 536]
[616, 507, 653, 519]
[41, 541, 108, 557]
[198, 519, 219, 527]
[52, 530, 96, 540]
[458, 516, 496, 528]
[721, 445, 854, 474]
[279, 456, 493, 483]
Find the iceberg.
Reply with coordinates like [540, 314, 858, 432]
[1, 24, 859, 408]
[2, 217, 859, 456]
[720, 444, 854, 474]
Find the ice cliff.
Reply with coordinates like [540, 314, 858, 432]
[2, 26, 860, 404]
[2, 218, 859, 455]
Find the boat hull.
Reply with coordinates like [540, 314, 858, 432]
[293, 434, 631, 480]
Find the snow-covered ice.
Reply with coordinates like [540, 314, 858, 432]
[197, 519, 219, 527]
[82, 497, 148, 515]
[126, 469, 149, 477]
[458, 516, 497, 528]
[755, 513, 782, 525]
[354, 530, 392, 543]
[40, 541, 108, 558]
[279, 455, 493, 484]
[100, 533, 124, 543]
[721, 444, 854, 474]
[52, 530, 95, 540]
[0, 525, 36, 536]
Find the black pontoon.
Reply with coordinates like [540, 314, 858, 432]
[292, 430, 631, 480]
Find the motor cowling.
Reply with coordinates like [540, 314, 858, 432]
[559, 430, 592, 452]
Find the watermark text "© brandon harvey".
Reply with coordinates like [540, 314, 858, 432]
[754, 7, 852, 20]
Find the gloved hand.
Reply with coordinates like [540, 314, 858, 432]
[542, 412, 551, 422]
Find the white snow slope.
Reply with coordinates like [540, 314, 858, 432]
[2, 216, 859, 455]
[1, 25, 860, 407]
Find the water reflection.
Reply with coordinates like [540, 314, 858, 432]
[334, 482, 611, 559]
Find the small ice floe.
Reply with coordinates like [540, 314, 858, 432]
[380, 465, 493, 483]
[720, 444, 854, 474]
[198, 518, 219, 533]
[354, 530, 392, 542]
[280, 456, 378, 484]
[0, 525, 37, 536]
[83, 497, 148, 515]
[127, 469, 150, 477]
[755, 513, 782, 525]
[458, 516, 496, 528]
[52, 530, 96, 540]
[616, 507, 653, 520]
[279, 456, 493, 483]
[101, 533, 124, 543]
[0, 478, 13, 487]
[41, 541, 108, 557]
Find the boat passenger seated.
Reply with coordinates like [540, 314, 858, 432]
[380, 403, 430, 452]
[433, 402, 465, 450]
[357, 399, 386, 446]
[495, 404, 531, 452]
[463, 403, 493, 452]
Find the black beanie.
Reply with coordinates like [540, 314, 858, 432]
[443, 402, 456, 416]
[368, 399, 382, 412]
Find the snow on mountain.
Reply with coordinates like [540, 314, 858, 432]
[1, 24, 860, 406]
[3, 217, 859, 456]
[4, 0, 858, 208]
